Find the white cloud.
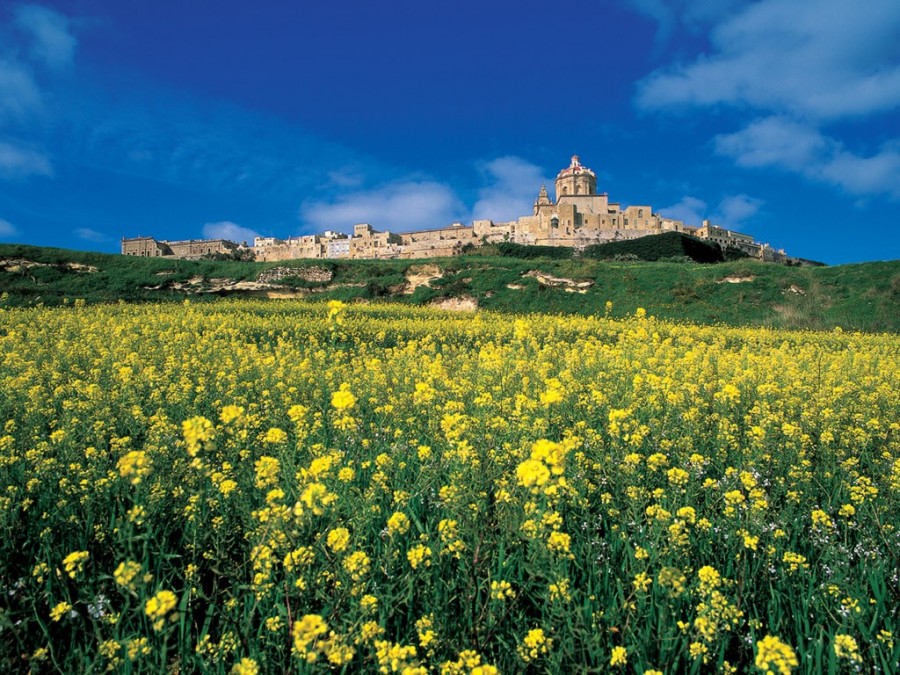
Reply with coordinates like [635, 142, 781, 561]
[326, 168, 366, 189]
[658, 193, 763, 228]
[0, 60, 43, 122]
[74, 227, 106, 242]
[0, 218, 19, 238]
[820, 145, 900, 199]
[715, 117, 900, 199]
[300, 180, 466, 232]
[713, 117, 827, 172]
[715, 194, 763, 226]
[657, 196, 707, 226]
[471, 156, 550, 222]
[14, 5, 77, 70]
[0, 140, 53, 179]
[635, 0, 900, 121]
[203, 221, 260, 243]
[634, 1, 900, 200]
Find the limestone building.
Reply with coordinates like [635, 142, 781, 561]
[473, 155, 677, 248]
[121, 236, 241, 259]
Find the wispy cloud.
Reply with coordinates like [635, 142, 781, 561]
[715, 194, 763, 226]
[658, 196, 707, 226]
[472, 156, 550, 222]
[626, 0, 739, 47]
[301, 180, 466, 232]
[59, 91, 381, 202]
[0, 139, 53, 179]
[0, 217, 19, 238]
[713, 117, 826, 172]
[715, 117, 900, 199]
[203, 221, 260, 243]
[74, 227, 107, 243]
[657, 193, 762, 228]
[14, 5, 77, 70]
[300, 156, 550, 233]
[0, 59, 43, 122]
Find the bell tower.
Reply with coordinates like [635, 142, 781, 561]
[533, 184, 552, 214]
[555, 155, 597, 200]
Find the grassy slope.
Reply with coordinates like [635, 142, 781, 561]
[0, 242, 897, 332]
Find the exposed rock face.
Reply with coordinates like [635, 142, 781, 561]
[403, 264, 443, 294]
[718, 275, 755, 284]
[429, 295, 478, 312]
[144, 277, 295, 294]
[257, 266, 334, 284]
[523, 270, 594, 289]
[0, 259, 99, 273]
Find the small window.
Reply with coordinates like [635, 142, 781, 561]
[562, 186, 568, 195]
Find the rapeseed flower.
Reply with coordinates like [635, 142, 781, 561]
[754, 635, 799, 674]
[50, 601, 72, 622]
[327, 527, 351, 553]
[518, 628, 551, 662]
[331, 384, 357, 411]
[62, 550, 89, 578]
[292, 614, 328, 661]
[145, 589, 178, 631]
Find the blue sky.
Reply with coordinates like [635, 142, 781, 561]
[0, 1, 898, 264]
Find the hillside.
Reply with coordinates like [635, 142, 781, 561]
[0, 242, 897, 332]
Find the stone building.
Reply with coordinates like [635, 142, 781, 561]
[121, 236, 240, 259]
[472, 156, 683, 248]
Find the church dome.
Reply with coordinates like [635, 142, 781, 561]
[556, 155, 596, 179]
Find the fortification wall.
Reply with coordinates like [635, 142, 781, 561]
[123, 156, 781, 263]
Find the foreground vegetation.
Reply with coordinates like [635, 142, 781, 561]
[0, 299, 897, 673]
[1, 243, 898, 332]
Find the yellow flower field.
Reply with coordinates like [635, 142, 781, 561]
[0, 299, 898, 673]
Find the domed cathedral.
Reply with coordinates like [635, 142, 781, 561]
[555, 155, 597, 198]
[477, 153, 683, 248]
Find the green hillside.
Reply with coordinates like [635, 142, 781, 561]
[0, 242, 897, 332]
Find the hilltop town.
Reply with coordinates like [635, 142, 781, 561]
[122, 155, 788, 263]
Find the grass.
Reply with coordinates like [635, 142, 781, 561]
[0, 242, 897, 332]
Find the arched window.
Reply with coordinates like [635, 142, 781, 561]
[551, 217, 559, 228]
[562, 186, 568, 195]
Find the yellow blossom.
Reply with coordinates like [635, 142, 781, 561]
[145, 589, 178, 631]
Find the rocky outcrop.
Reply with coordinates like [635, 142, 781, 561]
[403, 264, 443, 294]
[0, 259, 98, 273]
[257, 265, 333, 285]
[429, 295, 477, 311]
[523, 270, 594, 289]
